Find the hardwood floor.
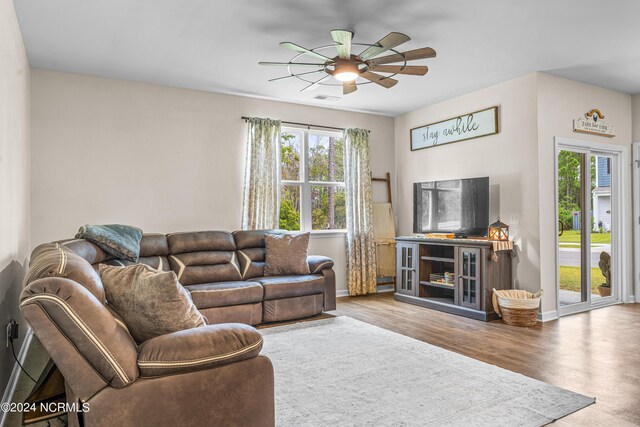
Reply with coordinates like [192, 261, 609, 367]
[334, 292, 640, 426]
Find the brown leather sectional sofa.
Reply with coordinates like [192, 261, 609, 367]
[20, 229, 336, 427]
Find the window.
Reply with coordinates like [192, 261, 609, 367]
[279, 127, 346, 232]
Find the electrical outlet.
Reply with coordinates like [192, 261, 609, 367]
[6, 320, 19, 347]
[510, 214, 520, 225]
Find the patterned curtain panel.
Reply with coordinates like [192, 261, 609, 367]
[344, 128, 377, 296]
[242, 117, 282, 230]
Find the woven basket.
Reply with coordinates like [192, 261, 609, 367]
[492, 289, 543, 327]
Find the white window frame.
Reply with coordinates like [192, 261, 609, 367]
[280, 126, 346, 234]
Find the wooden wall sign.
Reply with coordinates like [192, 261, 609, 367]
[410, 106, 499, 151]
[574, 109, 615, 138]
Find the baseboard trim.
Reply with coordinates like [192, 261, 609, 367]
[336, 285, 395, 298]
[538, 310, 559, 322]
[0, 327, 33, 427]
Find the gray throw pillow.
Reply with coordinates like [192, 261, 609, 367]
[76, 224, 143, 261]
[264, 233, 311, 276]
[99, 264, 206, 343]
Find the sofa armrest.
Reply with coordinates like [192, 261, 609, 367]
[137, 323, 263, 377]
[307, 255, 334, 274]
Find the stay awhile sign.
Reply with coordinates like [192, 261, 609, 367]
[410, 106, 499, 151]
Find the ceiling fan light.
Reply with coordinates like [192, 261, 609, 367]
[334, 71, 359, 82]
[332, 60, 360, 82]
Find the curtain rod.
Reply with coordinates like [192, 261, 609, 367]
[240, 116, 369, 133]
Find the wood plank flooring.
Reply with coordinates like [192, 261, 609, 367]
[334, 292, 640, 426]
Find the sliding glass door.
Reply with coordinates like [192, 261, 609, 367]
[556, 145, 619, 316]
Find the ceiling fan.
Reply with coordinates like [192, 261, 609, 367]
[259, 30, 436, 95]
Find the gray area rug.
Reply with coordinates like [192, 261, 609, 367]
[260, 316, 594, 427]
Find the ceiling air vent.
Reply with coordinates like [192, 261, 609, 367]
[313, 94, 341, 101]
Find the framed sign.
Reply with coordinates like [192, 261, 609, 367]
[410, 106, 499, 151]
[573, 109, 615, 138]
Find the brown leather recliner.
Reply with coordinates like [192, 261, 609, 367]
[21, 245, 274, 426]
[20, 229, 335, 426]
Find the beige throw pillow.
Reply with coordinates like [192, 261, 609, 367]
[99, 264, 206, 343]
[264, 233, 311, 276]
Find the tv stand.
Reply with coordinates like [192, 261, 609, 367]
[395, 236, 513, 321]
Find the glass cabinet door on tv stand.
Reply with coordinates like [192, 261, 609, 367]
[458, 247, 481, 310]
[396, 242, 418, 296]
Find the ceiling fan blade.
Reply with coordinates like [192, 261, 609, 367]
[367, 47, 436, 65]
[343, 81, 357, 95]
[331, 29, 353, 60]
[360, 71, 398, 88]
[358, 32, 410, 60]
[280, 42, 332, 62]
[301, 74, 331, 92]
[368, 65, 429, 75]
[259, 61, 327, 67]
[268, 69, 325, 82]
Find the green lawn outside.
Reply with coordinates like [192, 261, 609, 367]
[558, 230, 611, 244]
[559, 266, 605, 294]
[559, 243, 580, 248]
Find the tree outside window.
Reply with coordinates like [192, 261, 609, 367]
[279, 128, 346, 232]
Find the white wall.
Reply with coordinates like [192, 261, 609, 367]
[0, 0, 30, 397]
[394, 74, 541, 295]
[536, 73, 633, 311]
[30, 69, 395, 294]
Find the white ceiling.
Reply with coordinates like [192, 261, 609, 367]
[13, 0, 640, 116]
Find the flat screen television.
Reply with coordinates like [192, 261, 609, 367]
[413, 177, 490, 237]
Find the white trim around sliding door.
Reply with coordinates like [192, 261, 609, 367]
[633, 142, 640, 303]
[554, 137, 629, 316]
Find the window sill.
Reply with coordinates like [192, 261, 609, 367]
[310, 230, 347, 239]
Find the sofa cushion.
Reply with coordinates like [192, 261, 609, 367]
[263, 294, 324, 323]
[140, 256, 171, 271]
[185, 281, 263, 309]
[233, 229, 283, 250]
[167, 231, 236, 254]
[101, 256, 171, 272]
[26, 244, 106, 303]
[256, 275, 324, 300]
[99, 264, 206, 343]
[199, 303, 263, 326]
[76, 224, 143, 261]
[264, 233, 311, 276]
[35, 239, 109, 265]
[139, 233, 169, 257]
[233, 230, 289, 279]
[167, 231, 242, 285]
[236, 247, 265, 280]
[168, 252, 242, 285]
[137, 323, 262, 378]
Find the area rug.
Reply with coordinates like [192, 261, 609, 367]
[260, 316, 594, 427]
